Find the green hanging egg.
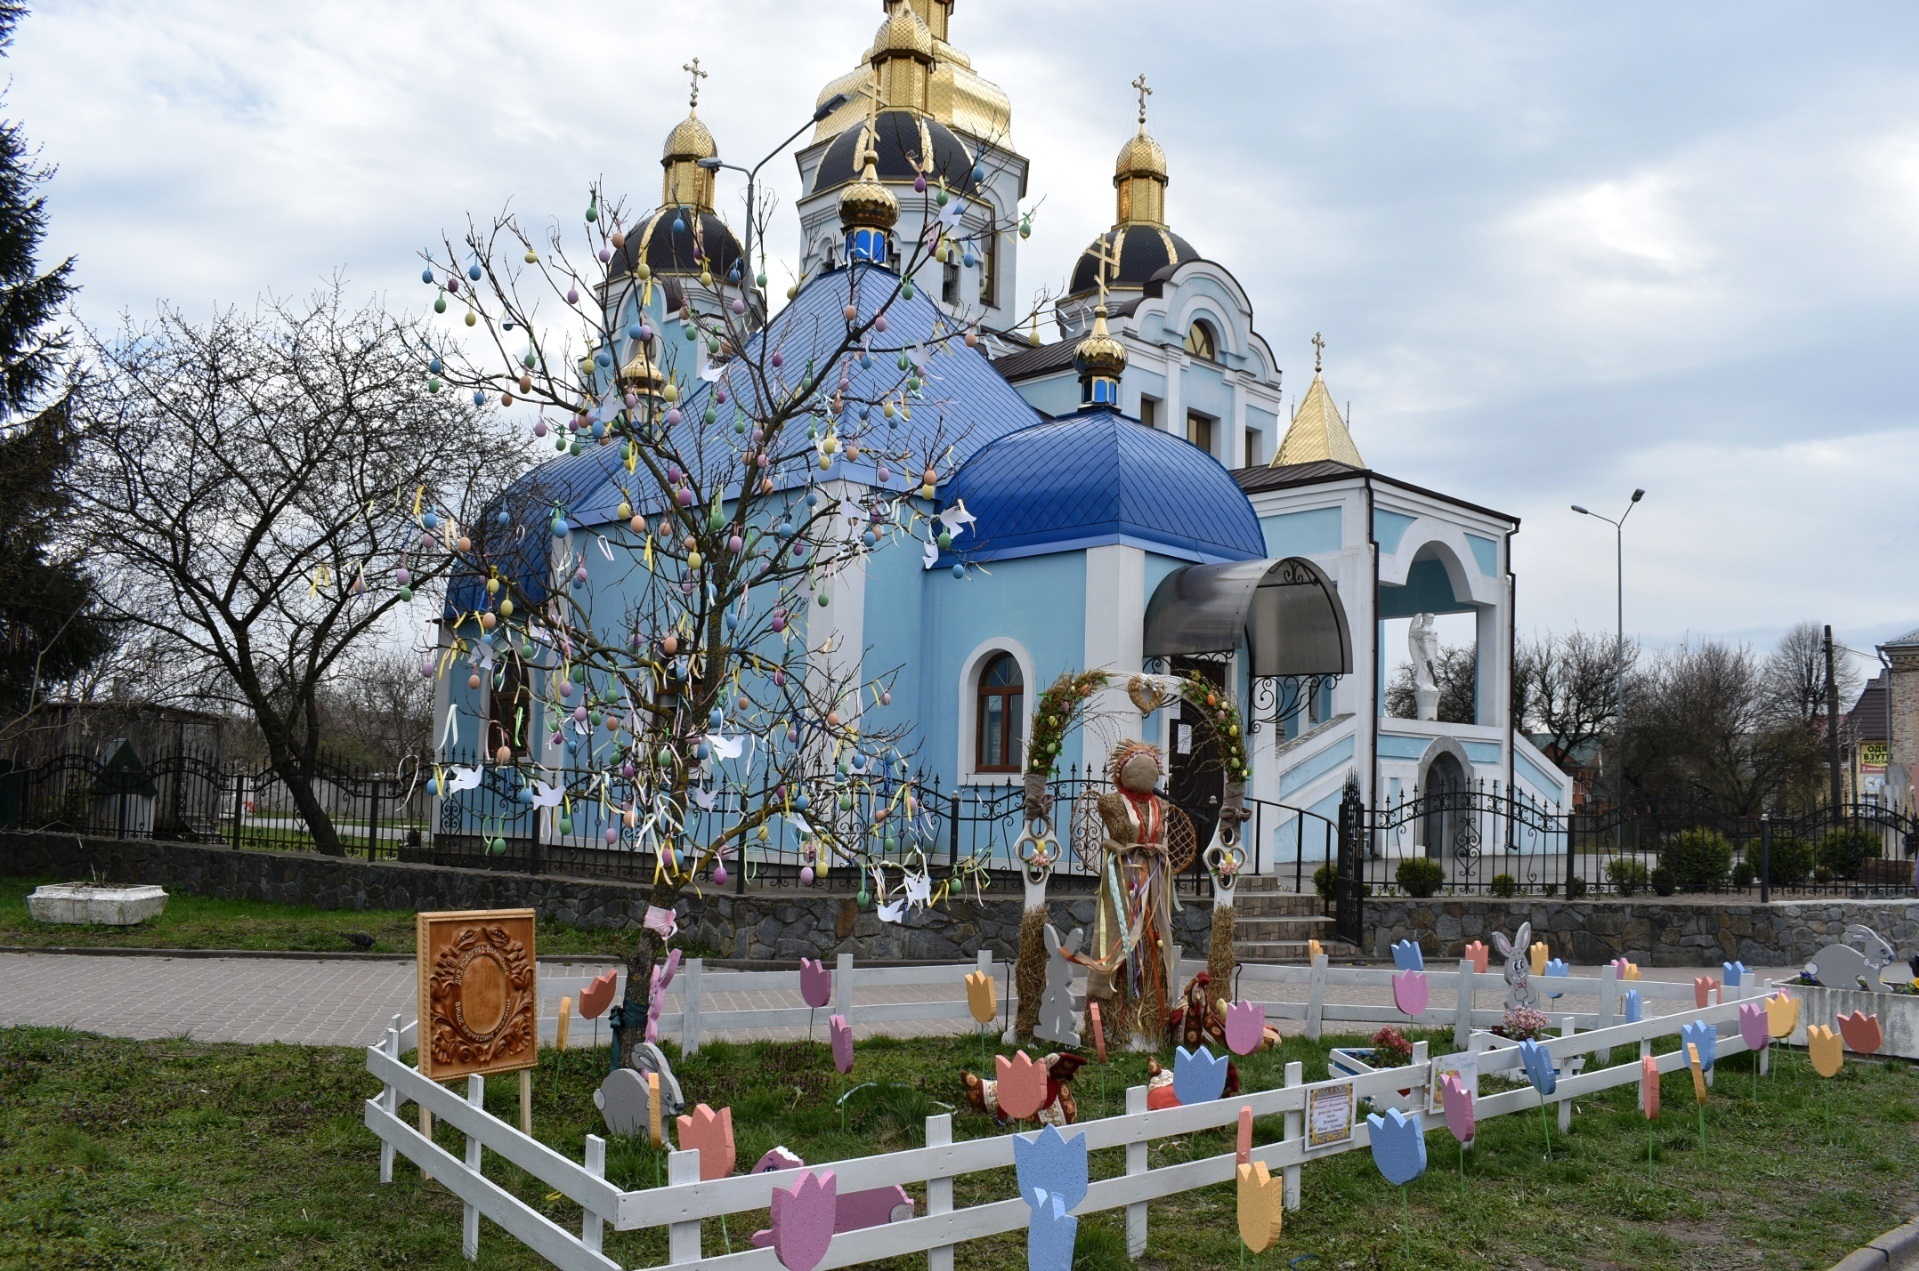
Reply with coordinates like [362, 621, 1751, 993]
[557, 815, 573, 834]
[427, 377, 441, 393]
[856, 888, 870, 908]
[901, 279, 915, 300]
[397, 585, 413, 602]
[433, 292, 447, 314]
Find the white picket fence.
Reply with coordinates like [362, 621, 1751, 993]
[366, 964, 1777, 1271]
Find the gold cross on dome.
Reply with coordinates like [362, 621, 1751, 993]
[849, 68, 884, 168]
[1089, 232, 1121, 309]
[1311, 330, 1325, 372]
[1132, 73, 1152, 126]
[684, 57, 708, 109]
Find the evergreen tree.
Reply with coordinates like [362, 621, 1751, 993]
[0, 1, 102, 730]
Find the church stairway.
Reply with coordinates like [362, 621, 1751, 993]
[1226, 875, 1355, 963]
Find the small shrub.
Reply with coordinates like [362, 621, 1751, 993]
[1730, 861, 1756, 888]
[1543, 883, 1559, 897]
[1607, 859, 1650, 896]
[1395, 856, 1445, 898]
[1490, 873, 1519, 898]
[1764, 834, 1815, 886]
[1313, 862, 1336, 902]
[1818, 827, 1881, 880]
[1815, 865, 1836, 885]
[1566, 875, 1589, 900]
[1662, 828, 1733, 888]
[1651, 865, 1676, 896]
[1370, 1026, 1413, 1066]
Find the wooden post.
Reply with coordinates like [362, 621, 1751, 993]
[419, 1103, 434, 1183]
[1305, 953, 1328, 1041]
[557, 996, 572, 1053]
[926, 1112, 954, 1271]
[463, 1074, 485, 1260]
[1596, 964, 1617, 1065]
[518, 1069, 532, 1136]
[1125, 1085, 1148, 1258]
[1557, 1018, 1575, 1133]
[380, 1015, 401, 1185]
[682, 958, 703, 1056]
[667, 1147, 702, 1263]
[1281, 1061, 1304, 1211]
[1454, 959, 1474, 1050]
[836, 951, 855, 1018]
[583, 1134, 606, 1253]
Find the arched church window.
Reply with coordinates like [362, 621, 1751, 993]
[1184, 319, 1217, 361]
[975, 652, 1024, 773]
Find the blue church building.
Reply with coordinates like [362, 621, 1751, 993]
[437, 0, 1573, 873]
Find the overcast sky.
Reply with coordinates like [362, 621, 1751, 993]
[9, 1, 1917, 665]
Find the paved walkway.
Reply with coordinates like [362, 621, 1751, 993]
[0, 951, 1790, 1049]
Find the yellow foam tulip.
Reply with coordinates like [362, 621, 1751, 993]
[1530, 942, 1549, 977]
[1236, 1161, 1284, 1254]
[1808, 1025, 1844, 1078]
[1766, 991, 1800, 1040]
[964, 969, 996, 1026]
[1686, 1043, 1708, 1104]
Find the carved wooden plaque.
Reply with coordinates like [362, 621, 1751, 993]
[415, 908, 537, 1081]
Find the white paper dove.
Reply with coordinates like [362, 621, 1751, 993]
[529, 779, 565, 809]
[444, 766, 482, 794]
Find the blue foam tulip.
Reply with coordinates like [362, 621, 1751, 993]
[1365, 1108, 1427, 1186]
[1544, 958, 1570, 999]
[1013, 1125, 1087, 1213]
[1723, 961, 1749, 988]
[1679, 1019, 1717, 1072]
[1026, 1189, 1077, 1271]
[1172, 1045, 1229, 1105]
[1518, 1039, 1557, 1097]
[1391, 939, 1424, 972]
[1622, 989, 1642, 1023]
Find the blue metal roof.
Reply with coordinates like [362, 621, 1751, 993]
[942, 407, 1268, 565]
[448, 263, 1044, 619]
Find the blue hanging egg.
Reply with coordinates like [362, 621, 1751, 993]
[468, 263, 482, 281]
[428, 357, 442, 374]
[595, 349, 612, 368]
[495, 508, 510, 527]
[422, 510, 439, 530]
[971, 164, 985, 184]
[627, 322, 643, 340]
[551, 516, 571, 537]
[421, 267, 434, 284]
[673, 216, 686, 234]
[426, 778, 439, 796]
[473, 390, 486, 406]
[951, 563, 964, 579]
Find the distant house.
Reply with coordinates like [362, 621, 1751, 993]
[3, 701, 229, 768]
[1528, 734, 1603, 810]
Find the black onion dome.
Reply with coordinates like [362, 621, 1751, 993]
[1068, 223, 1199, 297]
[611, 207, 744, 280]
[811, 110, 978, 195]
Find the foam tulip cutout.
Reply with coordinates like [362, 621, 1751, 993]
[1529, 942, 1549, 977]
[1236, 1161, 1284, 1254]
[1013, 1123, 1089, 1212]
[1639, 1055, 1660, 1119]
[1678, 1020, 1716, 1073]
[1027, 1189, 1077, 1271]
[1543, 959, 1569, 999]
[1518, 1039, 1557, 1097]
[676, 1103, 736, 1180]
[1172, 1045, 1229, 1105]
[1611, 957, 1640, 980]
[1307, 938, 1324, 961]
[1236, 1105, 1254, 1165]
[1808, 1025, 1844, 1077]
[828, 1014, 855, 1075]
[1463, 940, 1490, 973]
[1366, 1108, 1428, 1186]
[1392, 969, 1430, 1017]
[799, 958, 832, 1009]
[1723, 961, 1749, 988]
[1623, 989, 1643, 1024]
[1440, 1073, 1475, 1145]
[965, 970, 997, 1025]
[1738, 1003, 1769, 1052]
[1089, 1003, 1107, 1063]
[1837, 1011, 1884, 1055]
[1693, 976, 1717, 1008]
[1224, 1001, 1266, 1056]
[770, 1169, 838, 1271]
[996, 1052, 1049, 1120]
[1766, 991, 1800, 1039]
[1686, 1043, 1709, 1103]
[1391, 939, 1424, 972]
[578, 969, 618, 1020]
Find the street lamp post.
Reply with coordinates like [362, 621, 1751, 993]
[1572, 489, 1645, 853]
[699, 92, 849, 305]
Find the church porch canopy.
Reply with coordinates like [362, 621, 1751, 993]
[1143, 556, 1352, 677]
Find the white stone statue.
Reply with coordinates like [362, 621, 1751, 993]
[1410, 613, 1440, 721]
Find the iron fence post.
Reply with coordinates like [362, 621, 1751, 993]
[1563, 786, 1577, 895]
[949, 789, 961, 873]
[367, 779, 381, 863]
[230, 771, 244, 850]
[1759, 813, 1771, 904]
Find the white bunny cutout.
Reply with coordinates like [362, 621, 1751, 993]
[1490, 921, 1536, 1011]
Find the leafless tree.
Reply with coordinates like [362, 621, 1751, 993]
[65, 282, 526, 853]
[1385, 645, 1476, 723]
[1513, 628, 1637, 791]
[319, 647, 435, 775]
[1762, 620, 1860, 729]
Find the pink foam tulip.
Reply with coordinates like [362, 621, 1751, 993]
[1224, 1001, 1266, 1056]
[1440, 1073, 1475, 1144]
[1392, 969, 1430, 1017]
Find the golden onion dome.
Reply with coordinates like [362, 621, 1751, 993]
[1114, 126, 1167, 183]
[872, 6, 935, 62]
[838, 136, 900, 231]
[1073, 305, 1128, 381]
[618, 345, 666, 395]
[662, 110, 717, 163]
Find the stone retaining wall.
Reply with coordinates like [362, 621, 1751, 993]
[1366, 895, 1919, 967]
[0, 832, 1210, 961]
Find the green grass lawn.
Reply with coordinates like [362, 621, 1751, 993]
[1, 1022, 1913, 1270]
[0, 875, 646, 958]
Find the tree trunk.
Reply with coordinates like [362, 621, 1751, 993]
[257, 732, 343, 856]
[618, 876, 679, 1070]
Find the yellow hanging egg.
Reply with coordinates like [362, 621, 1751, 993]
[637, 263, 651, 280]
[485, 577, 500, 594]
[499, 599, 514, 617]
[818, 453, 831, 470]
[618, 501, 632, 520]
[688, 550, 704, 569]
[464, 310, 477, 327]
[524, 249, 538, 264]
[700, 270, 713, 288]
[663, 383, 678, 402]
